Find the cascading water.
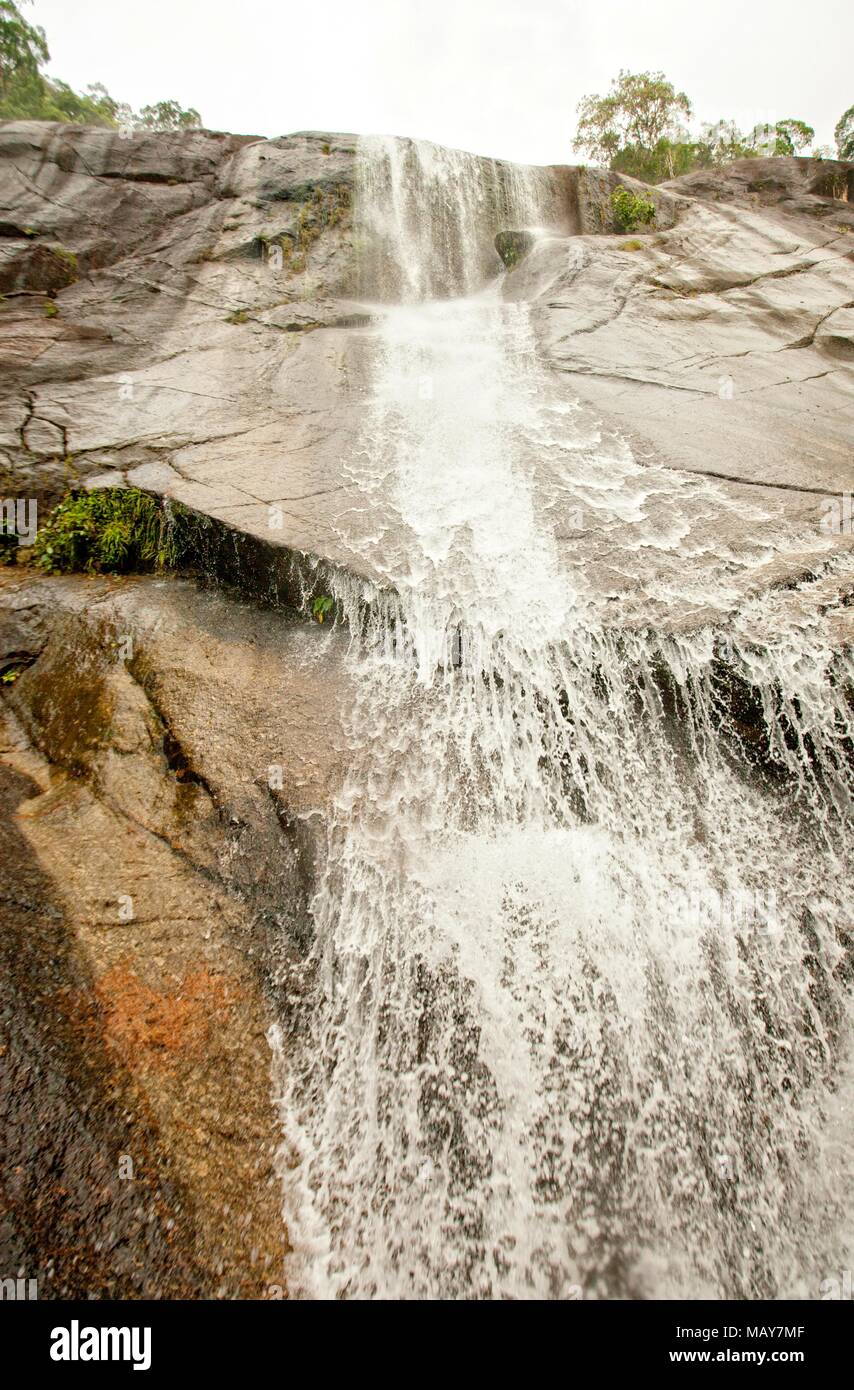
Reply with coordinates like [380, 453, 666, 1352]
[353, 133, 570, 301]
[270, 136, 854, 1299]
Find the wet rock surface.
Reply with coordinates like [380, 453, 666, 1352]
[2, 128, 852, 629]
[514, 156, 854, 501]
[0, 568, 350, 1297]
[0, 741, 203, 1298]
[496, 156, 854, 627]
[495, 229, 536, 268]
[1, 128, 854, 1300]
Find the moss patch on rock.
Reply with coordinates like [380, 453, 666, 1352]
[495, 230, 535, 269]
[31, 488, 199, 575]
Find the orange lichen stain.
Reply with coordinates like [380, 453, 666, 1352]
[95, 963, 233, 1062]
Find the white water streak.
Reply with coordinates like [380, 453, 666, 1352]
[271, 137, 854, 1300]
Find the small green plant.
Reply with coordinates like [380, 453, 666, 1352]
[32, 487, 189, 574]
[312, 595, 333, 624]
[44, 300, 58, 317]
[285, 185, 351, 277]
[611, 186, 656, 233]
[1, 667, 21, 684]
[226, 308, 250, 324]
[321, 142, 331, 155]
[619, 239, 644, 251]
[0, 528, 19, 564]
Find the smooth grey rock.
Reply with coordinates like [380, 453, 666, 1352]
[498, 156, 854, 625]
[1, 125, 852, 632]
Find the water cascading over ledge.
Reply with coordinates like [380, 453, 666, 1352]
[353, 133, 575, 300]
[269, 136, 854, 1300]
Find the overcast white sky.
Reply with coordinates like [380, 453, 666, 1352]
[29, 0, 852, 163]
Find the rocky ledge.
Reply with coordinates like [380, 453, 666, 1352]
[2, 124, 852, 628]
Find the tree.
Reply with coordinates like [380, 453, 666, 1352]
[611, 137, 696, 183]
[772, 119, 814, 154]
[0, 0, 201, 130]
[0, 0, 47, 99]
[695, 120, 753, 166]
[836, 105, 854, 160]
[574, 69, 820, 183]
[574, 70, 692, 170]
[135, 100, 202, 132]
[746, 118, 814, 156]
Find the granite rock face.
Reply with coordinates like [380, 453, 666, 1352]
[0, 565, 356, 1295]
[503, 155, 854, 626]
[0, 123, 360, 530]
[2, 127, 854, 1302]
[517, 155, 854, 499]
[1, 124, 853, 625]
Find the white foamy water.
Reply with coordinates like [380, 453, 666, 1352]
[270, 137, 854, 1299]
[354, 133, 568, 301]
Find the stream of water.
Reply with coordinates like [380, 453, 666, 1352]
[270, 136, 854, 1299]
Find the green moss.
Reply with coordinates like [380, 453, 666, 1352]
[47, 245, 79, 285]
[619, 239, 644, 251]
[286, 184, 351, 275]
[31, 488, 199, 575]
[226, 308, 250, 324]
[44, 300, 59, 317]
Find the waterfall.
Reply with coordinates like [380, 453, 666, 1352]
[353, 133, 570, 300]
[270, 137, 854, 1299]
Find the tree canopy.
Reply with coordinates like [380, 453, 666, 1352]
[0, 0, 47, 95]
[575, 70, 692, 169]
[836, 105, 854, 160]
[574, 69, 842, 183]
[0, 0, 201, 129]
